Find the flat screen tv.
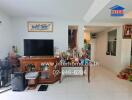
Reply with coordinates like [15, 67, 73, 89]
[24, 39, 54, 56]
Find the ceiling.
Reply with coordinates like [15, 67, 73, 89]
[91, 0, 132, 24]
[84, 26, 113, 33]
[0, 0, 131, 25]
[0, 0, 93, 19]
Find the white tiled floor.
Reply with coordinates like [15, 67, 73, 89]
[0, 66, 132, 100]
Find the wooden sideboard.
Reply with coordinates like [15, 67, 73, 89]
[19, 57, 61, 84]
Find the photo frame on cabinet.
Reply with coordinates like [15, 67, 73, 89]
[28, 22, 53, 32]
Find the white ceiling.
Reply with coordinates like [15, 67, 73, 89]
[84, 0, 112, 23]
[0, 0, 131, 24]
[91, 0, 132, 24]
[0, 0, 93, 19]
[84, 26, 113, 33]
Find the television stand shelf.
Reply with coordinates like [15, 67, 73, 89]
[19, 57, 61, 84]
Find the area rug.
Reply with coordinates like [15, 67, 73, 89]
[38, 85, 48, 91]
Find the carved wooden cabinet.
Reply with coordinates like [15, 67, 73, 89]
[19, 57, 61, 84]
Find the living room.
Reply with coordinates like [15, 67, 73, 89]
[0, 0, 132, 100]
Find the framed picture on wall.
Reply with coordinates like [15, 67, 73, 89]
[28, 22, 53, 32]
[123, 24, 132, 39]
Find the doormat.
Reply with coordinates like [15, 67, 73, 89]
[38, 85, 48, 91]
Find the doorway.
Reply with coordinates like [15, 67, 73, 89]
[68, 25, 78, 49]
[130, 40, 132, 65]
[83, 30, 91, 59]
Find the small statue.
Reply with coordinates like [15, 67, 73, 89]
[8, 46, 17, 58]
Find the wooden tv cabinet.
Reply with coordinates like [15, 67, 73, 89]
[19, 56, 61, 84]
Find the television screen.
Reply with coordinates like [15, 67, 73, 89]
[24, 39, 54, 56]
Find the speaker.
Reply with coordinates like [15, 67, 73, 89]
[11, 72, 26, 91]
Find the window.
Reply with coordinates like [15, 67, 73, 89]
[106, 29, 117, 56]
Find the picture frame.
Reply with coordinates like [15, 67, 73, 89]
[28, 22, 53, 32]
[123, 24, 132, 39]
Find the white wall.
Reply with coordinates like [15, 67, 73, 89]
[90, 39, 96, 61]
[0, 13, 131, 73]
[121, 39, 131, 71]
[95, 26, 131, 73]
[0, 11, 17, 59]
[11, 17, 85, 55]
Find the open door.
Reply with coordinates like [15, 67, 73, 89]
[68, 25, 78, 49]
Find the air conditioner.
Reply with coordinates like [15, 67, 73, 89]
[90, 33, 96, 39]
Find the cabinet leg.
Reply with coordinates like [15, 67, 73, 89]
[88, 65, 90, 83]
[59, 79, 61, 83]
